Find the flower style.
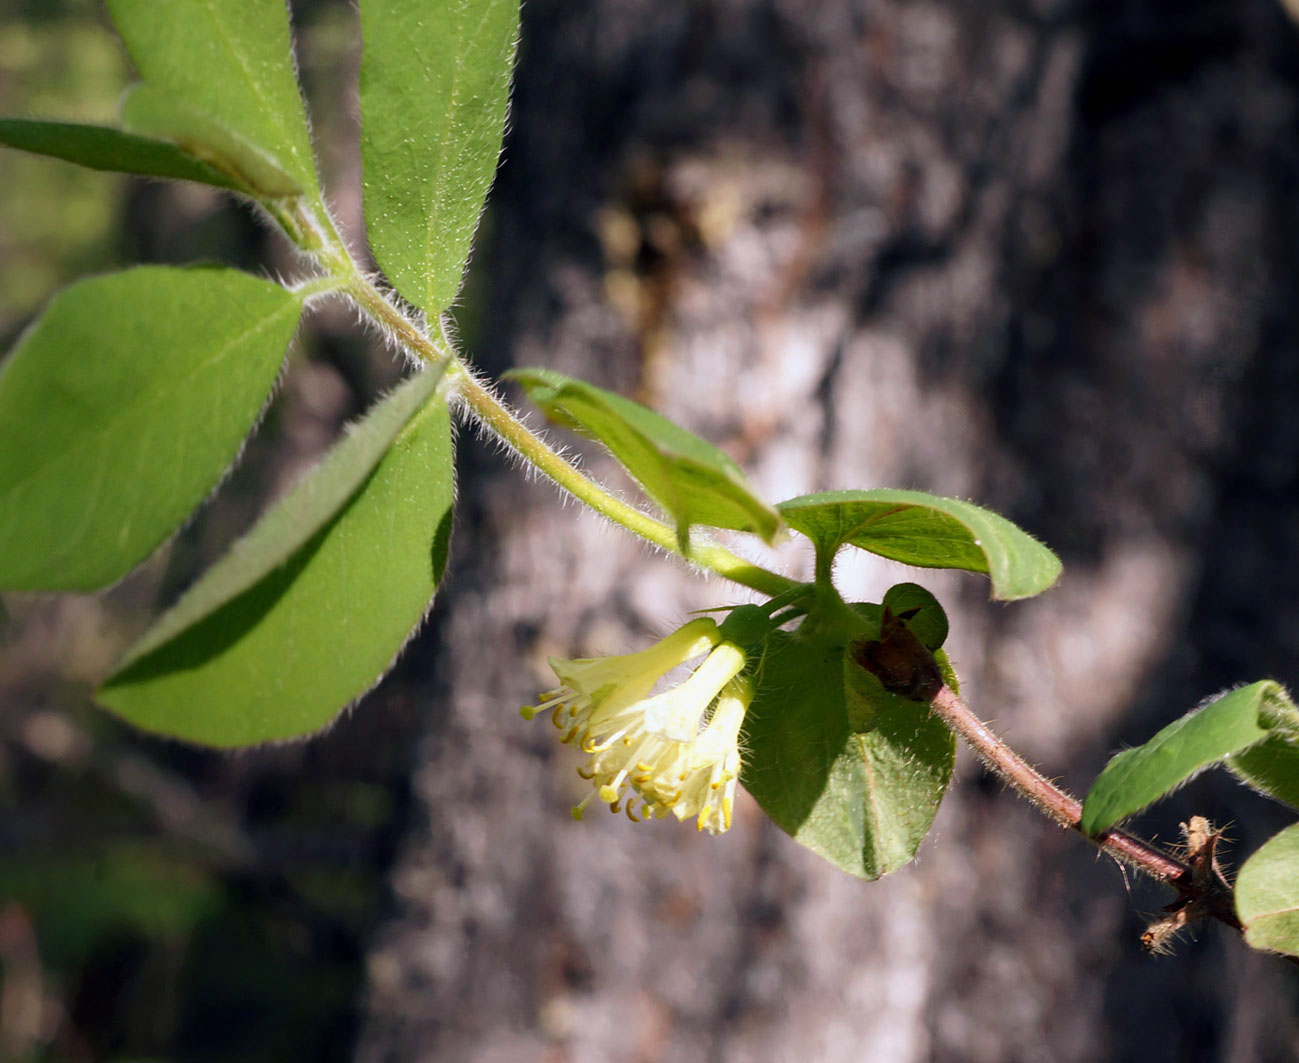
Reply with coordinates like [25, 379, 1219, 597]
[522, 618, 754, 834]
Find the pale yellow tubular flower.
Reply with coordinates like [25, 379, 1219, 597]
[520, 617, 720, 743]
[679, 677, 751, 834]
[577, 640, 748, 826]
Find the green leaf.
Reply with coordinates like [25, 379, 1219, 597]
[778, 489, 1061, 601]
[1228, 736, 1299, 811]
[1236, 822, 1299, 957]
[97, 375, 455, 748]
[741, 609, 955, 879]
[0, 117, 242, 190]
[120, 85, 300, 198]
[360, 0, 519, 312]
[106, 0, 318, 196]
[509, 367, 783, 547]
[0, 266, 302, 592]
[1080, 681, 1299, 835]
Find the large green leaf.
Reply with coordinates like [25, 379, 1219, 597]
[0, 118, 242, 190]
[777, 489, 1061, 601]
[0, 267, 303, 592]
[741, 607, 955, 879]
[97, 378, 455, 747]
[1236, 822, 1299, 957]
[1080, 681, 1299, 835]
[106, 0, 318, 197]
[509, 367, 783, 547]
[360, 0, 519, 312]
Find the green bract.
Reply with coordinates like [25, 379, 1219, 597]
[741, 595, 956, 879]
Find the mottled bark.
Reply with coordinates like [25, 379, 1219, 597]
[360, 1, 1299, 1060]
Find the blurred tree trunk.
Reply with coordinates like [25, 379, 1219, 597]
[359, 1, 1299, 1059]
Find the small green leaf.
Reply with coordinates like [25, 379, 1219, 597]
[106, 0, 318, 196]
[361, 0, 518, 313]
[0, 118, 242, 190]
[1236, 823, 1299, 957]
[741, 610, 955, 879]
[778, 489, 1061, 601]
[97, 377, 455, 747]
[0, 267, 302, 592]
[1080, 681, 1298, 835]
[1228, 735, 1299, 810]
[509, 367, 783, 546]
[120, 85, 300, 198]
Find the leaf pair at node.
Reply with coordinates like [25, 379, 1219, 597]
[0, 0, 517, 746]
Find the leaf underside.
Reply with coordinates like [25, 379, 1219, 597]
[510, 367, 783, 546]
[777, 489, 1061, 601]
[98, 380, 456, 748]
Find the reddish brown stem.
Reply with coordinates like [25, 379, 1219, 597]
[927, 684, 1243, 933]
[928, 686, 1189, 883]
[851, 611, 1245, 943]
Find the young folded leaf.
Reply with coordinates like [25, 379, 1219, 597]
[508, 367, 783, 549]
[361, 0, 519, 313]
[777, 489, 1061, 601]
[97, 373, 455, 748]
[1228, 735, 1299, 810]
[106, 0, 319, 197]
[1235, 822, 1299, 957]
[0, 267, 303, 592]
[1080, 680, 1299, 834]
[0, 118, 243, 191]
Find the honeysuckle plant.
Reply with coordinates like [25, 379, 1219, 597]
[2, 0, 1297, 961]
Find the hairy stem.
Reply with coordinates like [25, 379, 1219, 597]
[289, 199, 796, 600]
[449, 368, 796, 597]
[927, 685, 1191, 883]
[928, 684, 1247, 938]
